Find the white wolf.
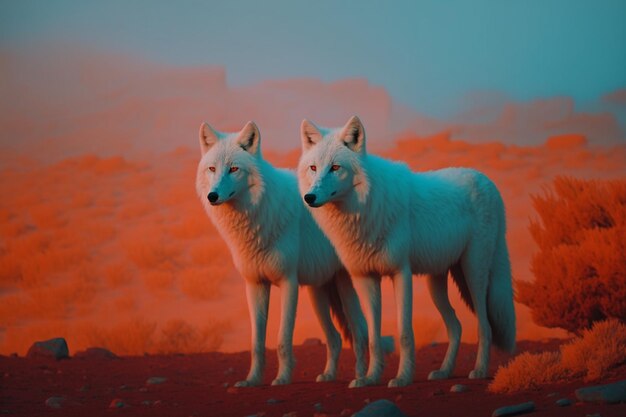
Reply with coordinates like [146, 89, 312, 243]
[297, 116, 516, 388]
[195, 121, 368, 386]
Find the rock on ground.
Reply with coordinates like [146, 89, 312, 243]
[555, 398, 572, 407]
[450, 384, 468, 393]
[353, 399, 407, 417]
[492, 401, 535, 417]
[45, 396, 65, 409]
[146, 376, 168, 385]
[575, 379, 626, 404]
[74, 347, 118, 359]
[26, 338, 69, 360]
[302, 338, 322, 346]
[109, 398, 126, 408]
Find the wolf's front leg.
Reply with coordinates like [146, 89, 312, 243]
[388, 266, 415, 387]
[235, 281, 270, 387]
[272, 277, 298, 385]
[349, 275, 383, 388]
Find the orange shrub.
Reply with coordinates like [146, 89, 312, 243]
[490, 319, 626, 393]
[560, 319, 626, 381]
[517, 176, 626, 334]
[489, 351, 565, 393]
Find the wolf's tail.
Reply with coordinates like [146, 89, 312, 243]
[486, 232, 516, 353]
[327, 278, 353, 343]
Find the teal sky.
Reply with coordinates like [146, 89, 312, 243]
[2, 0, 625, 117]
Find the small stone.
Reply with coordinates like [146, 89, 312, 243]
[313, 402, 323, 412]
[282, 412, 298, 417]
[302, 338, 323, 346]
[430, 389, 445, 396]
[146, 376, 168, 385]
[45, 396, 65, 409]
[267, 398, 282, 404]
[546, 392, 558, 398]
[109, 398, 126, 409]
[74, 347, 118, 360]
[575, 379, 626, 404]
[78, 384, 90, 392]
[353, 399, 407, 417]
[492, 401, 535, 417]
[139, 387, 148, 392]
[27, 338, 69, 360]
[450, 384, 468, 393]
[224, 367, 235, 375]
[555, 398, 572, 407]
[340, 409, 352, 416]
[222, 382, 229, 388]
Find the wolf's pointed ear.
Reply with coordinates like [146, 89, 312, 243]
[199, 122, 220, 155]
[339, 116, 366, 154]
[237, 121, 261, 155]
[301, 119, 323, 151]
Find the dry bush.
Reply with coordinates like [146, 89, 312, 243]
[489, 351, 565, 393]
[517, 176, 626, 334]
[560, 319, 626, 380]
[489, 319, 626, 393]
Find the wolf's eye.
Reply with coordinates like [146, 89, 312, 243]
[208, 167, 216, 172]
[330, 164, 340, 172]
[310, 165, 317, 172]
[229, 166, 239, 173]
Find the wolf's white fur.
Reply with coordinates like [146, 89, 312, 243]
[297, 116, 516, 388]
[195, 121, 368, 386]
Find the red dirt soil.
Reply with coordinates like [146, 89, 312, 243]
[2, 339, 625, 417]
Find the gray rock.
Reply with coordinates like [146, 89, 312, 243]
[555, 398, 572, 407]
[267, 398, 282, 404]
[302, 338, 323, 346]
[146, 376, 168, 385]
[353, 399, 407, 417]
[109, 398, 126, 408]
[74, 347, 118, 359]
[450, 384, 468, 393]
[27, 338, 69, 360]
[313, 402, 323, 412]
[575, 379, 626, 404]
[492, 401, 535, 417]
[45, 396, 65, 409]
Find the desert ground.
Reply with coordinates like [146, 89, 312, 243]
[2, 339, 626, 417]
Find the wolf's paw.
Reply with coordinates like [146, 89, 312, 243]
[349, 378, 367, 388]
[234, 379, 260, 387]
[428, 369, 451, 380]
[388, 377, 411, 388]
[468, 368, 488, 379]
[271, 377, 291, 386]
[315, 372, 335, 382]
[348, 376, 379, 388]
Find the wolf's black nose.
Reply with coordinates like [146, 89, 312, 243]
[304, 194, 316, 205]
[207, 192, 219, 203]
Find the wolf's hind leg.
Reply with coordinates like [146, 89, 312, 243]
[335, 273, 368, 379]
[426, 272, 462, 380]
[235, 281, 270, 387]
[462, 244, 493, 379]
[272, 277, 298, 385]
[308, 285, 342, 382]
